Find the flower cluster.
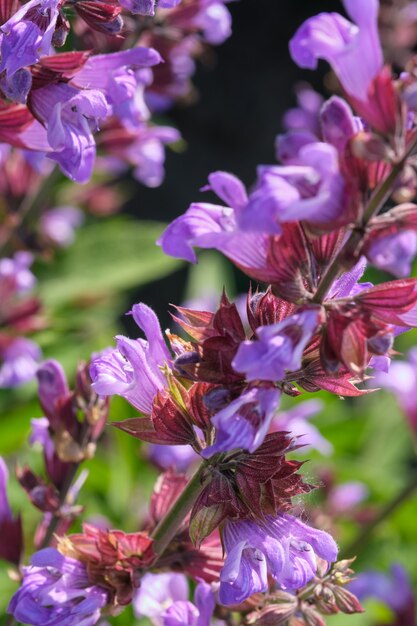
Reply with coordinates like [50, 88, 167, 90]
[0, 0, 233, 184]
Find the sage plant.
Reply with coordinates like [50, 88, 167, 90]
[3, 1, 417, 626]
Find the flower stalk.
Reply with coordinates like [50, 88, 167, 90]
[313, 131, 417, 304]
[151, 461, 211, 558]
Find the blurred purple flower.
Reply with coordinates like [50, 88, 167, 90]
[8, 548, 108, 626]
[375, 348, 417, 434]
[162, 580, 216, 626]
[328, 481, 369, 515]
[282, 84, 323, 136]
[40, 206, 84, 247]
[0, 251, 36, 296]
[290, 0, 383, 102]
[367, 231, 417, 278]
[149, 443, 199, 471]
[192, 1, 232, 45]
[119, 0, 181, 15]
[134, 572, 189, 625]
[273, 399, 332, 456]
[349, 564, 415, 620]
[220, 514, 338, 605]
[0, 338, 41, 388]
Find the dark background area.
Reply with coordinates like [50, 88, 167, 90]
[125, 0, 333, 326]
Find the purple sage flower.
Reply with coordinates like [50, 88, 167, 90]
[232, 309, 320, 382]
[162, 580, 216, 626]
[241, 142, 346, 231]
[90, 303, 171, 414]
[134, 572, 189, 625]
[158, 171, 272, 278]
[202, 387, 281, 457]
[30, 83, 110, 183]
[0, 0, 60, 84]
[8, 547, 108, 626]
[220, 514, 338, 605]
[367, 230, 417, 278]
[73, 48, 161, 128]
[289, 0, 383, 102]
[40, 206, 84, 247]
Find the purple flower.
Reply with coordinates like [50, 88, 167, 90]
[367, 230, 417, 277]
[232, 308, 320, 383]
[0, 457, 23, 566]
[129, 125, 181, 188]
[158, 171, 272, 278]
[0, 0, 59, 80]
[0, 338, 41, 388]
[375, 348, 417, 435]
[202, 387, 281, 456]
[273, 399, 332, 456]
[149, 443, 199, 471]
[192, 1, 232, 45]
[241, 142, 346, 231]
[0, 251, 35, 296]
[134, 572, 189, 625]
[119, 0, 181, 15]
[282, 84, 323, 136]
[320, 96, 361, 155]
[289, 0, 383, 102]
[349, 564, 414, 615]
[73, 48, 162, 128]
[90, 303, 171, 414]
[30, 83, 110, 183]
[162, 581, 216, 626]
[328, 481, 368, 514]
[40, 206, 84, 247]
[220, 514, 338, 605]
[8, 548, 108, 626]
[36, 359, 69, 421]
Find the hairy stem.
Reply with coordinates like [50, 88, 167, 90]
[38, 461, 81, 550]
[312, 132, 417, 304]
[341, 472, 417, 559]
[39, 420, 91, 549]
[151, 461, 210, 558]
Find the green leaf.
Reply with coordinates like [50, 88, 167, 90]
[36, 218, 183, 308]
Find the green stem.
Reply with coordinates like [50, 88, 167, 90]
[312, 132, 417, 304]
[341, 472, 417, 560]
[151, 461, 210, 557]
